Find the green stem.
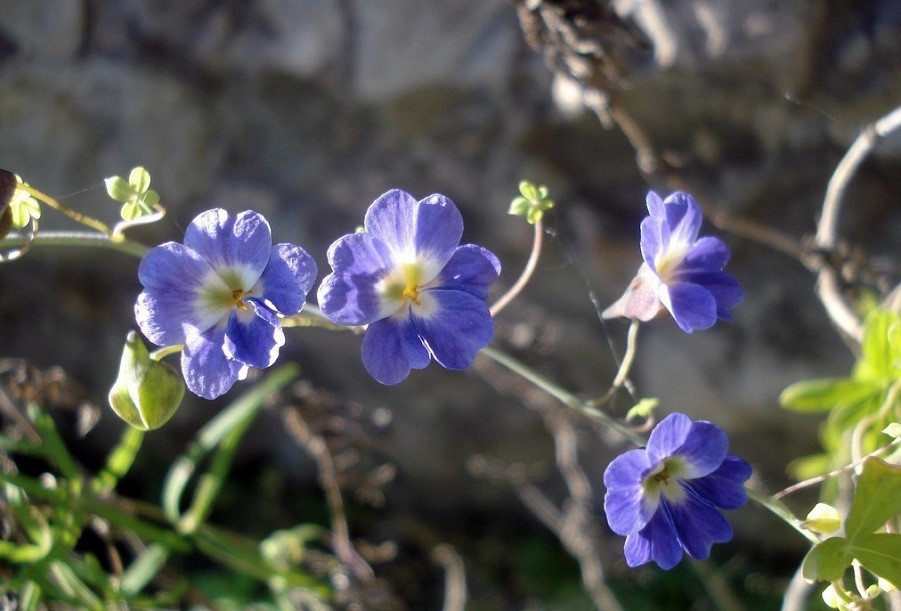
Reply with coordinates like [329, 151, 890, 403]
[592, 320, 640, 406]
[480, 344, 646, 446]
[1, 231, 149, 258]
[91, 426, 146, 494]
[490, 218, 543, 317]
[17, 182, 110, 235]
[745, 487, 819, 544]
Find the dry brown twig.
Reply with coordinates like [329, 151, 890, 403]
[812, 104, 901, 342]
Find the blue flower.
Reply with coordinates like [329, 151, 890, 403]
[603, 412, 752, 569]
[135, 209, 317, 399]
[318, 189, 500, 384]
[603, 191, 743, 332]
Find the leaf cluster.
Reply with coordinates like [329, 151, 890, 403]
[0, 367, 331, 609]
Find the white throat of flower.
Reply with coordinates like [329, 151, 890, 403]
[377, 257, 440, 319]
[642, 457, 689, 508]
[195, 265, 264, 329]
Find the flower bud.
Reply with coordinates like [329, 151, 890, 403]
[108, 331, 185, 430]
[802, 502, 842, 535]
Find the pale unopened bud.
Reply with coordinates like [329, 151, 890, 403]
[108, 331, 184, 430]
[802, 502, 842, 535]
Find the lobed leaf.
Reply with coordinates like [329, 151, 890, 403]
[845, 458, 901, 542]
[850, 533, 901, 589]
[801, 537, 852, 583]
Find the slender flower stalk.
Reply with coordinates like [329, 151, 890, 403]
[490, 218, 544, 317]
[480, 344, 645, 446]
[15, 181, 111, 236]
[0, 231, 150, 258]
[592, 320, 640, 406]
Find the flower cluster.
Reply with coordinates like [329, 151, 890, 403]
[604, 191, 742, 333]
[603, 412, 752, 569]
[130, 188, 750, 572]
[135, 209, 317, 399]
[317, 189, 500, 384]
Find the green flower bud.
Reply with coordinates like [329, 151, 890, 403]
[802, 502, 842, 535]
[108, 331, 185, 430]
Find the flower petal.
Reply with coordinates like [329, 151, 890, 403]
[646, 412, 693, 462]
[666, 493, 733, 561]
[679, 270, 744, 318]
[414, 289, 493, 370]
[683, 236, 730, 270]
[363, 189, 417, 255]
[623, 510, 683, 569]
[604, 448, 656, 535]
[224, 300, 284, 369]
[136, 291, 194, 346]
[640, 215, 667, 271]
[361, 315, 430, 385]
[181, 326, 245, 400]
[318, 232, 396, 325]
[662, 191, 702, 246]
[184, 209, 272, 282]
[662, 282, 718, 333]
[673, 420, 729, 479]
[363, 190, 463, 275]
[645, 190, 665, 217]
[138, 241, 213, 293]
[435, 244, 500, 300]
[411, 194, 464, 271]
[602, 262, 665, 322]
[136, 242, 226, 343]
[686, 455, 752, 509]
[257, 243, 317, 315]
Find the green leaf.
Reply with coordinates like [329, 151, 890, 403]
[788, 453, 832, 480]
[91, 425, 145, 494]
[518, 180, 539, 201]
[780, 378, 879, 413]
[120, 543, 169, 596]
[28, 404, 79, 480]
[17, 581, 41, 611]
[802, 537, 852, 582]
[162, 365, 298, 533]
[855, 309, 900, 381]
[850, 533, 901, 589]
[120, 201, 143, 221]
[128, 166, 151, 192]
[49, 561, 102, 607]
[143, 189, 160, 206]
[0, 506, 52, 562]
[625, 397, 658, 422]
[845, 458, 901, 541]
[105, 176, 135, 203]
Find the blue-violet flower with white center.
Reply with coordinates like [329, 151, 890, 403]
[317, 189, 500, 385]
[134, 208, 317, 399]
[603, 190, 743, 332]
[603, 412, 752, 569]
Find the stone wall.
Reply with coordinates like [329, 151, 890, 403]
[1, 0, 898, 558]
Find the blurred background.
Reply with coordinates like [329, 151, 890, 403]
[1, 0, 898, 607]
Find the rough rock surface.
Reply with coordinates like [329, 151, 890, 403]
[0, 0, 898, 565]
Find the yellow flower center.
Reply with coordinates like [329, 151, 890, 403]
[382, 262, 429, 307]
[231, 288, 251, 311]
[654, 245, 688, 282]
